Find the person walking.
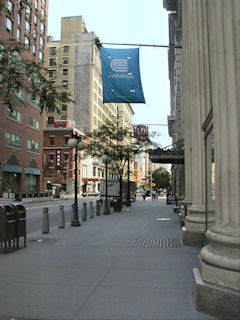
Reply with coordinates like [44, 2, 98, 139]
[142, 190, 146, 200]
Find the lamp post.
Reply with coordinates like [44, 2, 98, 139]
[126, 153, 131, 206]
[67, 133, 85, 226]
[102, 151, 111, 215]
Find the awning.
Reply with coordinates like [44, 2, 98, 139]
[3, 165, 22, 173]
[25, 168, 40, 175]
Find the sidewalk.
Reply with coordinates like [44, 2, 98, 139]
[0, 199, 219, 320]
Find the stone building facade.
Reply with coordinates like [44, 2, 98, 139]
[163, 0, 239, 318]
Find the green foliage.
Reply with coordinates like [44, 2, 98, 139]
[152, 167, 171, 190]
[86, 119, 150, 179]
[0, 39, 72, 112]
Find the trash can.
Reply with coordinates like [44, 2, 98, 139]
[0, 205, 16, 253]
[11, 204, 26, 249]
[112, 197, 122, 212]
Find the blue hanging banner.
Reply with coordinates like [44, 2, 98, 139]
[100, 47, 145, 103]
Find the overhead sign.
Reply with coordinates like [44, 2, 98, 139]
[100, 47, 145, 103]
[133, 125, 149, 140]
[56, 150, 61, 167]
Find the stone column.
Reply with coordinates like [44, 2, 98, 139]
[182, 0, 216, 245]
[179, 0, 193, 225]
[194, 0, 240, 318]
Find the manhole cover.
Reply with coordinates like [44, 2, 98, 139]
[131, 238, 182, 248]
[28, 238, 60, 245]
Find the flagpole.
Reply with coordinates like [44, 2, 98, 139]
[94, 39, 182, 49]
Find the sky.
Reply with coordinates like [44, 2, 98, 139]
[47, 0, 171, 148]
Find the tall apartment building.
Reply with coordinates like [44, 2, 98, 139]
[44, 16, 135, 193]
[0, 0, 48, 198]
[45, 16, 133, 133]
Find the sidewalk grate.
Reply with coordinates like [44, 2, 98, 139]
[131, 238, 182, 248]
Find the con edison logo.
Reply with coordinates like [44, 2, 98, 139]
[110, 59, 128, 72]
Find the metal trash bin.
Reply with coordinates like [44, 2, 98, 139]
[11, 204, 26, 249]
[0, 205, 16, 253]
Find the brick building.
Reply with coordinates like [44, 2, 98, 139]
[0, 0, 49, 198]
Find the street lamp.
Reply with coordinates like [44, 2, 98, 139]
[67, 133, 85, 226]
[102, 150, 111, 215]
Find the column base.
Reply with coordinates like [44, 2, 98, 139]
[193, 267, 240, 320]
[182, 226, 205, 246]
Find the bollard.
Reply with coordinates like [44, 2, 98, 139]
[89, 201, 94, 218]
[58, 205, 65, 228]
[81, 202, 87, 221]
[42, 207, 49, 234]
[96, 200, 100, 216]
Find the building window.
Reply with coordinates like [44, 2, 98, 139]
[63, 69, 68, 75]
[34, 13, 38, 25]
[64, 153, 69, 162]
[17, 12, 21, 24]
[39, 51, 44, 63]
[63, 57, 68, 64]
[49, 58, 56, 66]
[49, 81, 55, 88]
[93, 166, 96, 176]
[6, 0, 14, 15]
[49, 153, 54, 163]
[17, 28, 21, 42]
[49, 136, 54, 146]
[63, 46, 69, 53]
[40, 21, 45, 34]
[33, 28, 37, 41]
[35, 0, 38, 10]
[48, 116, 54, 124]
[27, 139, 40, 154]
[48, 105, 55, 112]
[24, 36, 30, 50]
[5, 131, 22, 148]
[5, 16, 13, 34]
[33, 43, 36, 56]
[48, 69, 56, 77]
[48, 167, 54, 176]
[61, 104, 67, 111]
[28, 94, 40, 109]
[39, 36, 44, 49]
[25, 20, 31, 34]
[6, 107, 23, 123]
[50, 47, 56, 55]
[25, 4, 31, 19]
[64, 136, 69, 145]
[41, 0, 46, 7]
[27, 116, 40, 130]
[62, 80, 68, 87]
[40, 8, 45, 20]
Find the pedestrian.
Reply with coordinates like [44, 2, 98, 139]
[142, 190, 146, 200]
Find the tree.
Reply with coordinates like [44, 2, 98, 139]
[86, 120, 151, 203]
[0, 39, 72, 112]
[152, 167, 171, 190]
